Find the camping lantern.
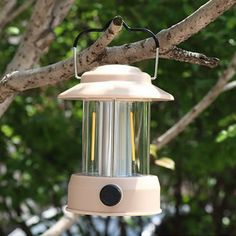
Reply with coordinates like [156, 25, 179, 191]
[58, 17, 174, 216]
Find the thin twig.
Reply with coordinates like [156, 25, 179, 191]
[153, 53, 236, 150]
[162, 47, 219, 68]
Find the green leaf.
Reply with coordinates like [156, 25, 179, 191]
[216, 130, 228, 142]
[1, 125, 13, 137]
[216, 124, 236, 142]
[228, 124, 236, 137]
[7, 26, 20, 35]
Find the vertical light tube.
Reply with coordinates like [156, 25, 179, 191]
[145, 102, 151, 174]
[134, 102, 150, 174]
[98, 102, 103, 175]
[113, 101, 132, 176]
[98, 101, 114, 176]
[82, 101, 89, 174]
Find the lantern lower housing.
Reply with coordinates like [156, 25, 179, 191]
[59, 65, 174, 216]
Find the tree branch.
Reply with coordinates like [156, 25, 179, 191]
[0, 45, 220, 103]
[153, 52, 236, 150]
[0, 16, 123, 102]
[0, 0, 75, 116]
[162, 47, 219, 68]
[74, 15, 123, 71]
[158, 0, 236, 51]
[5, 0, 75, 72]
[107, 0, 236, 65]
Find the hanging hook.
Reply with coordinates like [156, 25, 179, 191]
[121, 21, 159, 80]
[73, 16, 159, 80]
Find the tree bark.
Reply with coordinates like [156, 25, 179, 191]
[0, 0, 75, 116]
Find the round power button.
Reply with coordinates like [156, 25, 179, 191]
[99, 184, 122, 206]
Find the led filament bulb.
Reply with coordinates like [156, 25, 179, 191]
[59, 64, 174, 216]
[90, 111, 96, 163]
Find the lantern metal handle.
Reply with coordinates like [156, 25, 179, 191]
[73, 16, 160, 80]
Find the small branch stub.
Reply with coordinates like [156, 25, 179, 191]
[113, 15, 123, 26]
[162, 47, 219, 68]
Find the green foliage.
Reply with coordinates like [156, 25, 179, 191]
[0, 0, 236, 235]
[216, 114, 236, 142]
[216, 124, 236, 142]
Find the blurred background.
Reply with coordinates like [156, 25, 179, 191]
[0, 0, 236, 235]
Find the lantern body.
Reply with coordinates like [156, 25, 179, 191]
[58, 64, 174, 216]
[82, 100, 150, 177]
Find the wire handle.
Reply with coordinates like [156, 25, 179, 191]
[73, 16, 159, 80]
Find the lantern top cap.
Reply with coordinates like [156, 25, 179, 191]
[80, 64, 150, 83]
[86, 64, 141, 74]
[58, 64, 174, 101]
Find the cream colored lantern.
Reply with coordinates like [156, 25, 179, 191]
[58, 18, 174, 216]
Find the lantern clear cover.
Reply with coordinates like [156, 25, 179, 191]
[81, 100, 150, 177]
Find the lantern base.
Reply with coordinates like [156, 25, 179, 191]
[66, 174, 161, 216]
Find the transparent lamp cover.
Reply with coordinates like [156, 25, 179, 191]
[81, 100, 150, 177]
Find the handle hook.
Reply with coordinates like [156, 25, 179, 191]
[73, 17, 159, 80]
